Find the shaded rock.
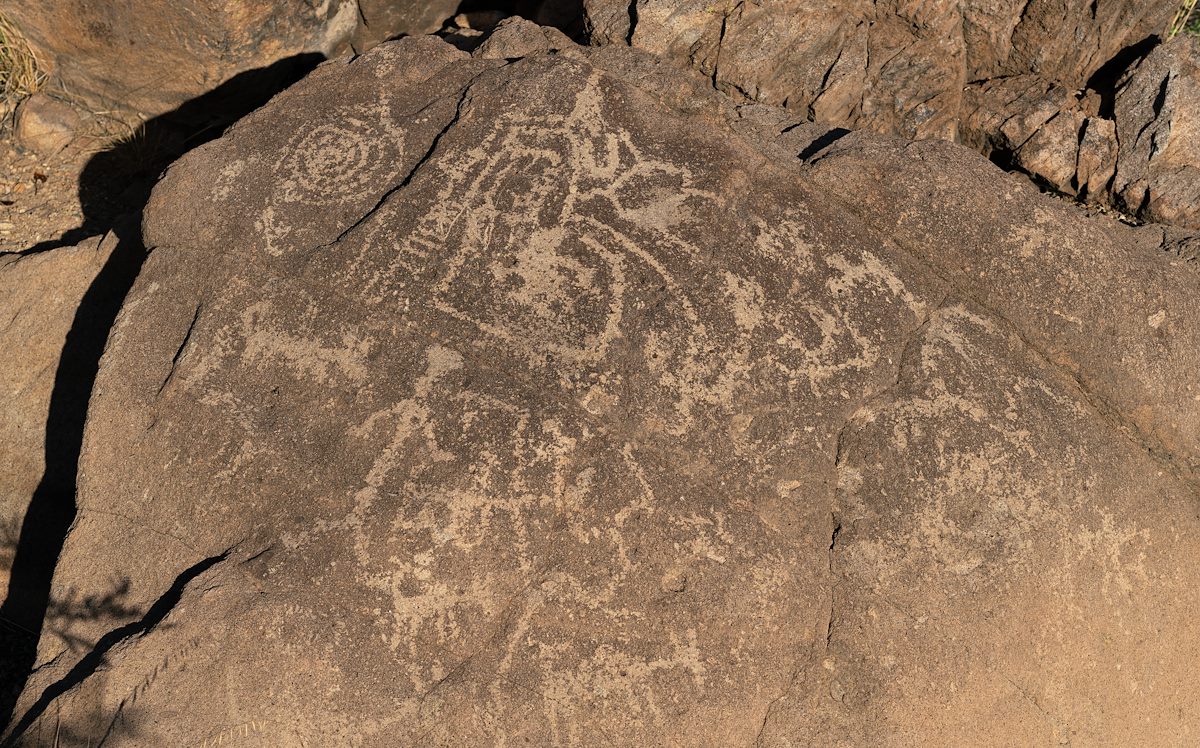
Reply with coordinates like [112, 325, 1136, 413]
[1113, 35, 1200, 228]
[1, 0, 358, 116]
[7, 27, 1200, 746]
[581, 0, 1173, 142]
[0, 227, 144, 731]
[351, 0, 462, 50]
[12, 94, 82, 157]
[0, 237, 116, 598]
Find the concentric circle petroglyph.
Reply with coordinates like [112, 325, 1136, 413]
[278, 120, 389, 201]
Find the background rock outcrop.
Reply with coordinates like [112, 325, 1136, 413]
[582, 0, 1200, 227]
[964, 35, 1200, 228]
[582, 0, 1174, 141]
[5, 25, 1200, 745]
[1112, 35, 1200, 227]
[0, 0, 359, 116]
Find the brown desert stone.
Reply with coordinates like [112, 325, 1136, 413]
[12, 94, 82, 157]
[5, 24, 1200, 747]
[1, 0, 358, 117]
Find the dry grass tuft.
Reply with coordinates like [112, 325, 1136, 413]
[0, 10, 45, 113]
[1168, 0, 1200, 39]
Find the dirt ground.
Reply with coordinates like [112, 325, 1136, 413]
[0, 135, 89, 252]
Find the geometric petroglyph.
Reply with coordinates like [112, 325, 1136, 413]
[257, 104, 406, 256]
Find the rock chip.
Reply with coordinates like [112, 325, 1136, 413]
[7, 26, 1200, 746]
[12, 93, 82, 157]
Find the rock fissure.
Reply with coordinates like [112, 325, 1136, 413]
[752, 665, 801, 747]
[4, 549, 234, 745]
[321, 63, 505, 252]
[156, 302, 202, 396]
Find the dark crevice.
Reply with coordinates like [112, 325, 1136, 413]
[1084, 34, 1159, 119]
[1150, 71, 1171, 118]
[2, 551, 230, 746]
[711, 12, 729, 88]
[798, 127, 852, 161]
[1071, 116, 1091, 197]
[157, 303, 202, 395]
[625, 0, 638, 44]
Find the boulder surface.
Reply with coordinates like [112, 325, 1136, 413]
[6, 26, 1200, 747]
[1, 0, 358, 116]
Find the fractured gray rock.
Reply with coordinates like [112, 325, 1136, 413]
[1113, 35, 1200, 228]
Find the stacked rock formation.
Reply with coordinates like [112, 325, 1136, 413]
[584, 0, 1200, 227]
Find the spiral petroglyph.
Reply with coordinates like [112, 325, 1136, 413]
[255, 102, 407, 256]
[279, 120, 391, 201]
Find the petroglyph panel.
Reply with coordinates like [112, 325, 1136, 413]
[17, 31, 1200, 748]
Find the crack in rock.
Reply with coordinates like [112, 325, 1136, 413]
[3, 549, 234, 745]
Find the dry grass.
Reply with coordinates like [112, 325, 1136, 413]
[0, 10, 45, 114]
[1168, 0, 1200, 39]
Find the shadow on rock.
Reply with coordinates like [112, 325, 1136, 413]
[0, 52, 325, 738]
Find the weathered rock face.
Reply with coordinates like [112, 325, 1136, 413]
[582, 0, 1173, 141]
[351, 0, 462, 51]
[1113, 35, 1200, 228]
[1, 0, 358, 116]
[7, 25, 1200, 746]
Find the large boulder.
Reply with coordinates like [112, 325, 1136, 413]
[7, 24, 1200, 745]
[0, 0, 358, 116]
